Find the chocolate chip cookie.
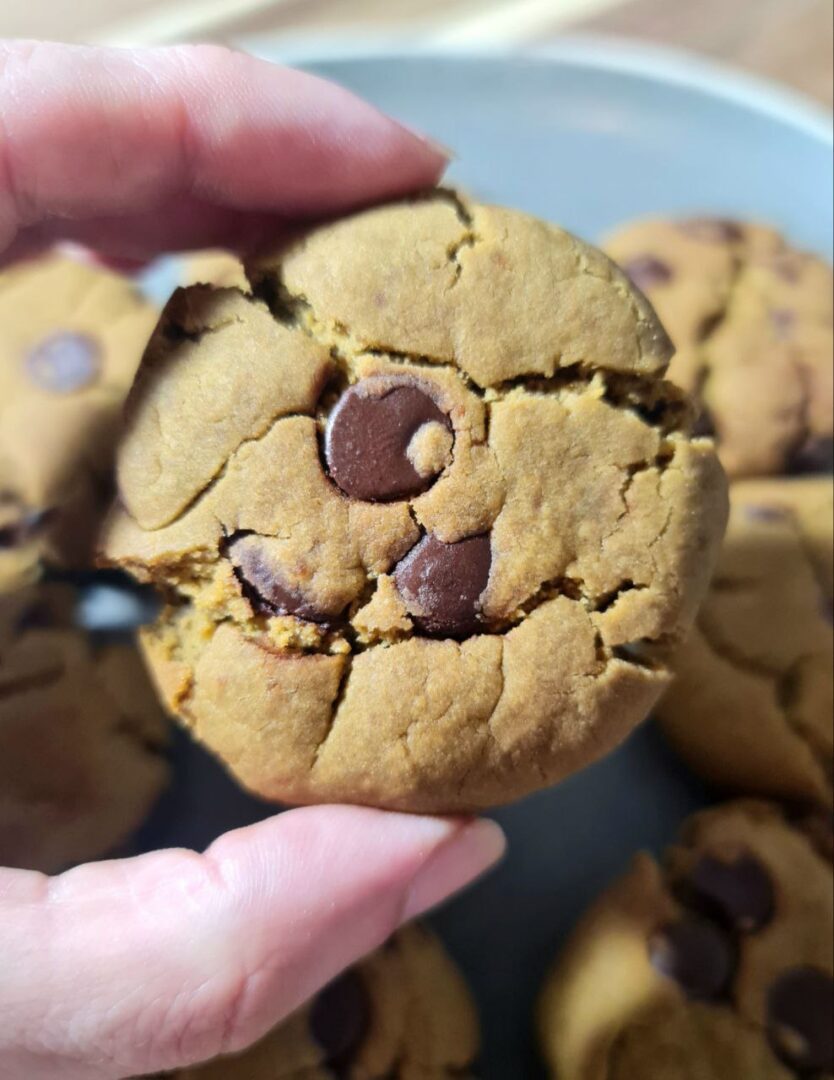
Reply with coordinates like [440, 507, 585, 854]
[539, 799, 833, 1079]
[0, 252, 159, 592]
[605, 217, 833, 478]
[170, 924, 479, 1078]
[658, 476, 833, 808]
[0, 584, 169, 872]
[102, 193, 728, 813]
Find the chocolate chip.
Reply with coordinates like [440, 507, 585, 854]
[227, 534, 333, 623]
[622, 254, 674, 290]
[787, 435, 834, 475]
[689, 853, 775, 932]
[648, 919, 735, 999]
[767, 967, 834, 1072]
[309, 969, 370, 1071]
[325, 377, 453, 502]
[24, 332, 102, 394]
[679, 218, 744, 243]
[394, 533, 491, 638]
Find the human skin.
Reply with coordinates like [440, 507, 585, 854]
[0, 41, 505, 1080]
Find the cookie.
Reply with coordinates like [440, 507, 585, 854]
[0, 252, 159, 592]
[181, 249, 250, 292]
[657, 476, 833, 808]
[0, 584, 169, 872]
[102, 193, 727, 813]
[539, 799, 834, 1079]
[605, 217, 834, 478]
[169, 924, 479, 1078]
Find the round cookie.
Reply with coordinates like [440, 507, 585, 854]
[539, 800, 834, 1079]
[605, 217, 834, 478]
[0, 252, 159, 592]
[657, 476, 833, 808]
[0, 584, 169, 872]
[102, 193, 728, 813]
[168, 924, 479, 1078]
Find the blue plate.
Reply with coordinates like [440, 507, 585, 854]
[138, 43, 833, 1077]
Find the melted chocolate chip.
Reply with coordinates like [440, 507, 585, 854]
[689, 853, 775, 932]
[325, 377, 453, 502]
[227, 534, 333, 623]
[648, 919, 735, 1000]
[394, 533, 491, 638]
[787, 435, 834, 476]
[309, 969, 370, 1071]
[622, 254, 674, 290]
[24, 332, 102, 394]
[767, 967, 834, 1072]
[679, 218, 744, 244]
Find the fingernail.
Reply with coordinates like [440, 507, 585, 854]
[402, 818, 506, 922]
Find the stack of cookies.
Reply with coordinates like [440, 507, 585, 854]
[2, 193, 831, 1078]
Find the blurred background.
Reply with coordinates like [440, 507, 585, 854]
[1, 0, 832, 107]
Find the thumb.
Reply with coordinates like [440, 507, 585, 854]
[0, 806, 504, 1080]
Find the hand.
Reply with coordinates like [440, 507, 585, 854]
[0, 42, 506, 1080]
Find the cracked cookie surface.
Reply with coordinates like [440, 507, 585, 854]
[102, 193, 727, 813]
[165, 924, 479, 1079]
[0, 253, 159, 592]
[0, 584, 170, 872]
[539, 799, 834, 1080]
[605, 217, 834, 478]
[658, 476, 833, 808]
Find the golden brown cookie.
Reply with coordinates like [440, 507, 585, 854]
[0, 252, 159, 592]
[169, 924, 479, 1079]
[0, 584, 169, 872]
[605, 217, 834, 478]
[102, 193, 728, 813]
[539, 800, 833, 1079]
[658, 476, 833, 808]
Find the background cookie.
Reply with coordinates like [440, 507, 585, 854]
[103, 193, 727, 813]
[168, 924, 479, 1079]
[657, 476, 833, 808]
[539, 800, 833, 1079]
[0, 252, 159, 592]
[605, 217, 834, 478]
[0, 584, 170, 872]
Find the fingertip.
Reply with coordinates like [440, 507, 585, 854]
[401, 817, 506, 922]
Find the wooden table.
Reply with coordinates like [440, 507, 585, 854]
[3, 0, 832, 108]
